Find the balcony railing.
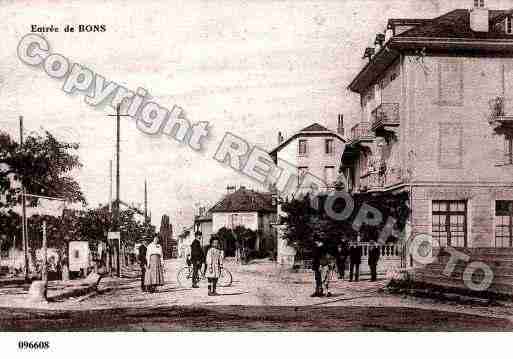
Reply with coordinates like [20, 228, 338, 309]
[349, 122, 374, 143]
[489, 97, 513, 122]
[371, 103, 400, 130]
[359, 171, 383, 191]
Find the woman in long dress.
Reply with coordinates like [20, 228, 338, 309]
[205, 238, 223, 296]
[145, 236, 165, 293]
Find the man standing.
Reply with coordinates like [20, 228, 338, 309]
[235, 238, 242, 264]
[368, 241, 381, 282]
[335, 240, 349, 280]
[349, 242, 362, 282]
[137, 243, 148, 291]
[310, 236, 325, 297]
[190, 232, 204, 288]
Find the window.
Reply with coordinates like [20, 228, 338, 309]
[324, 166, 335, 185]
[298, 166, 308, 186]
[474, 0, 485, 8]
[439, 123, 463, 169]
[325, 139, 334, 154]
[437, 60, 463, 106]
[74, 250, 80, 259]
[432, 200, 467, 247]
[298, 139, 308, 156]
[495, 201, 513, 247]
[505, 135, 513, 165]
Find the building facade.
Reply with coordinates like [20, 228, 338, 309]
[210, 186, 277, 255]
[343, 7, 513, 255]
[270, 123, 346, 194]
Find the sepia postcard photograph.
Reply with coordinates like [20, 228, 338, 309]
[1, 0, 513, 351]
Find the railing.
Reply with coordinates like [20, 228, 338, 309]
[361, 243, 400, 259]
[489, 96, 513, 121]
[359, 171, 383, 191]
[371, 103, 400, 130]
[349, 122, 373, 142]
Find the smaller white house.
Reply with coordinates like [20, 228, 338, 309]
[210, 186, 277, 256]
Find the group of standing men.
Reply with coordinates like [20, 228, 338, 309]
[311, 236, 381, 297]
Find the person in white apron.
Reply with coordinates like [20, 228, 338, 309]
[205, 238, 223, 296]
[145, 236, 164, 293]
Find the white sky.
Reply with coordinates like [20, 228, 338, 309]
[0, 0, 473, 233]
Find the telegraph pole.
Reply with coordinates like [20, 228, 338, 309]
[144, 179, 148, 223]
[19, 116, 29, 282]
[108, 103, 129, 277]
[42, 221, 48, 283]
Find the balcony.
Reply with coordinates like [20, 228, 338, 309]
[371, 103, 400, 131]
[349, 122, 374, 144]
[489, 97, 513, 129]
[359, 171, 383, 192]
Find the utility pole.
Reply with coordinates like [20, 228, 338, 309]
[108, 103, 129, 277]
[42, 221, 47, 283]
[19, 116, 29, 282]
[109, 160, 113, 215]
[144, 179, 148, 223]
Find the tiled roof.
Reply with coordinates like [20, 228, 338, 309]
[209, 187, 275, 213]
[349, 9, 513, 94]
[269, 122, 345, 155]
[300, 123, 331, 132]
[396, 9, 513, 40]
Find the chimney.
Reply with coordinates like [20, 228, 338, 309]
[470, 7, 489, 32]
[385, 26, 394, 42]
[374, 33, 385, 53]
[227, 185, 236, 194]
[363, 47, 375, 61]
[337, 114, 345, 136]
[277, 131, 284, 144]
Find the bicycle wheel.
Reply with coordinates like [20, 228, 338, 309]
[218, 268, 233, 287]
[177, 267, 192, 287]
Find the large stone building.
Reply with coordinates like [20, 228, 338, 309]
[342, 6, 513, 294]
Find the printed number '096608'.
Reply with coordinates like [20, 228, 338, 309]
[18, 341, 49, 350]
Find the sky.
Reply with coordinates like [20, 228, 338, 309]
[0, 0, 483, 233]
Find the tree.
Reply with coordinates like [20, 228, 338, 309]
[159, 214, 173, 259]
[232, 225, 257, 252]
[0, 130, 86, 207]
[281, 191, 410, 260]
[215, 227, 236, 255]
[281, 195, 317, 259]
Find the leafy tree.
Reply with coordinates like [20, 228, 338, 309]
[281, 191, 410, 259]
[281, 194, 317, 259]
[215, 227, 236, 255]
[0, 130, 85, 207]
[233, 225, 257, 251]
[159, 214, 173, 258]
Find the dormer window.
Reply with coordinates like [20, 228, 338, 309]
[474, 0, 485, 8]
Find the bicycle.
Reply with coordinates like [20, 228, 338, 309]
[176, 265, 233, 288]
